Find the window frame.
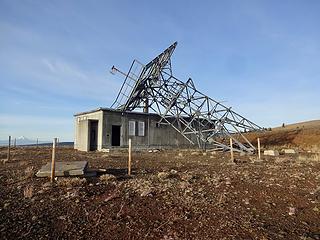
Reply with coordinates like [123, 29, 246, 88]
[138, 121, 145, 136]
[128, 120, 136, 136]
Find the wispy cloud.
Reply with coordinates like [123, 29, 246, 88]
[41, 58, 89, 81]
[0, 20, 120, 102]
[1, 1, 320, 141]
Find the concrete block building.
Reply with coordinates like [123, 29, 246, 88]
[74, 108, 193, 151]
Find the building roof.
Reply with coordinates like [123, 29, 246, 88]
[73, 107, 160, 117]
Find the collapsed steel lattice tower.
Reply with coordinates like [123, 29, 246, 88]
[111, 42, 262, 153]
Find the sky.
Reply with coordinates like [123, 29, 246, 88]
[0, 0, 320, 141]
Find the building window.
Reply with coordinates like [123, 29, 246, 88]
[138, 121, 145, 136]
[129, 121, 135, 136]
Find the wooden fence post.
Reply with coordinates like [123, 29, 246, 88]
[51, 138, 57, 182]
[230, 138, 234, 162]
[128, 138, 132, 176]
[257, 138, 261, 159]
[14, 138, 16, 148]
[7, 136, 11, 161]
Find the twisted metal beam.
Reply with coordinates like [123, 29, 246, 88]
[111, 42, 262, 152]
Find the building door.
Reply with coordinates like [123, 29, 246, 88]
[111, 125, 121, 146]
[89, 120, 98, 151]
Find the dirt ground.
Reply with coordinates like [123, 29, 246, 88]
[0, 144, 320, 240]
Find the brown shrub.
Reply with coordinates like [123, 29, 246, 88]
[57, 177, 86, 187]
[99, 174, 116, 183]
[23, 185, 34, 199]
[25, 166, 34, 178]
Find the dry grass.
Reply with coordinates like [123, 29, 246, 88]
[99, 174, 116, 183]
[1, 158, 8, 164]
[57, 177, 86, 187]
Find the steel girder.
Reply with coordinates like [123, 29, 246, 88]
[111, 42, 262, 153]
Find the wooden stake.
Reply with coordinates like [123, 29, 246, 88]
[128, 138, 132, 176]
[257, 138, 261, 160]
[229, 138, 234, 162]
[14, 138, 16, 148]
[7, 136, 11, 161]
[36, 138, 39, 148]
[51, 138, 57, 182]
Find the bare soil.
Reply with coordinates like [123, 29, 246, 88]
[0, 144, 320, 240]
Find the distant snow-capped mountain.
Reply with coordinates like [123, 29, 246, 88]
[17, 136, 29, 140]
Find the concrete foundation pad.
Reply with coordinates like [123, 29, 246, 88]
[264, 150, 279, 156]
[36, 161, 88, 177]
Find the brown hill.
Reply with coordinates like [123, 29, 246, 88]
[246, 120, 320, 152]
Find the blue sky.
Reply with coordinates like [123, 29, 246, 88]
[1, 0, 320, 141]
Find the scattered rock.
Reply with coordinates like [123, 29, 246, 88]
[179, 181, 190, 189]
[264, 150, 279, 156]
[157, 172, 171, 180]
[140, 188, 153, 197]
[282, 149, 296, 154]
[170, 169, 178, 175]
[104, 192, 118, 202]
[225, 178, 231, 185]
[180, 172, 194, 182]
[157, 169, 179, 180]
[288, 207, 296, 216]
[42, 182, 52, 188]
[58, 215, 67, 220]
